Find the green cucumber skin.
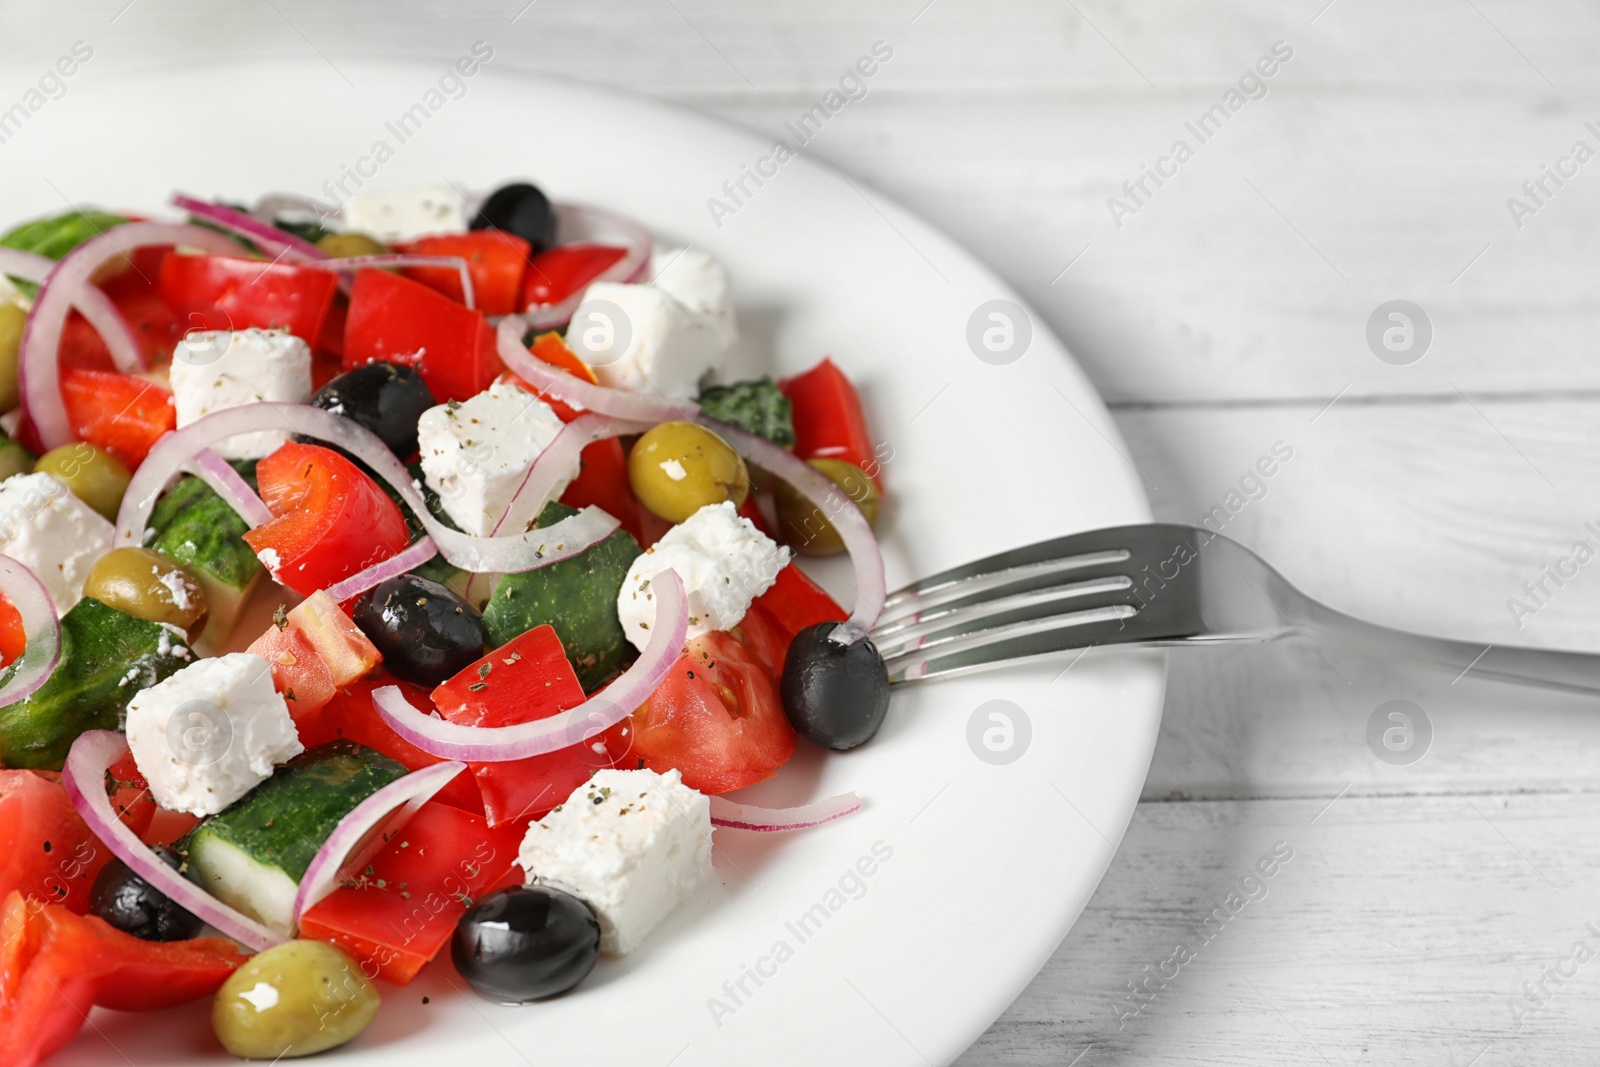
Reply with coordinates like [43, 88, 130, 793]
[482, 502, 643, 692]
[188, 741, 406, 883]
[147, 467, 262, 592]
[696, 377, 796, 447]
[0, 598, 193, 770]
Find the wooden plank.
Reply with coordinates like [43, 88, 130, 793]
[958, 791, 1600, 1065]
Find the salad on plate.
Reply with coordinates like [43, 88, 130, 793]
[0, 181, 891, 1064]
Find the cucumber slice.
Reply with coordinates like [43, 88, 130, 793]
[481, 501, 642, 692]
[147, 468, 263, 654]
[184, 741, 406, 936]
[0, 597, 192, 769]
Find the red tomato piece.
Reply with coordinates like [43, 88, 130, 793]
[433, 624, 597, 826]
[0, 770, 111, 914]
[778, 357, 883, 489]
[751, 561, 848, 641]
[247, 625, 335, 727]
[0, 595, 23, 668]
[244, 442, 412, 597]
[401, 231, 532, 317]
[157, 252, 339, 345]
[0, 891, 248, 1067]
[104, 752, 156, 842]
[603, 630, 796, 794]
[520, 244, 627, 310]
[297, 802, 523, 985]
[302, 677, 485, 816]
[734, 602, 791, 681]
[342, 269, 504, 402]
[59, 368, 175, 467]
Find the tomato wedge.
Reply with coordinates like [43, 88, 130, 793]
[342, 269, 504, 403]
[59, 368, 175, 467]
[603, 630, 796, 794]
[520, 244, 627, 309]
[401, 231, 531, 316]
[243, 442, 412, 597]
[158, 252, 339, 345]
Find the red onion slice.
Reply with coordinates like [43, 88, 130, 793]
[496, 316, 699, 423]
[521, 202, 653, 328]
[188, 448, 273, 529]
[21, 221, 242, 450]
[1, 247, 147, 374]
[114, 402, 619, 576]
[709, 792, 862, 832]
[291, 760, 466, 923]
[172, 194, 327, 262]
[323, 536, 439, 604]
[250, 193, 340, 226]
[373, 570, 688, 761]
[63, 730, 284, 951]
[0, 555, 61, 705]
[488, 411, 655, 537]
[699, 416, 884, 645]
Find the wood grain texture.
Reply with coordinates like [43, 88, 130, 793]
[3, 0, 1596, 1062]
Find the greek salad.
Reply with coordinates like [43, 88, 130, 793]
[0, 181, 892, 1065]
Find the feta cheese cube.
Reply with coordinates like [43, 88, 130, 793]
[651, 247, 736, 346]
[518, 768, 711, 955]
[170, 328, 312, 459]
[343, 185, 469, 243]
[0, 472, 114, 614]
[617, 501, 789, 651]
[417, 383, 577, 536]
[125, 652, 303, 817]
[571, 281, 727, 398]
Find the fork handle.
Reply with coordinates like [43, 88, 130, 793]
[1294, 598, 1600, 694]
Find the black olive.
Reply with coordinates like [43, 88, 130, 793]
[353, 574, 487, 686]
[89, 845, 203, 942]
[308, 361, 437, 459]
[452, 886, 600, 1003]
[780, 621, 891, 750]
[472, 182, 556, 254]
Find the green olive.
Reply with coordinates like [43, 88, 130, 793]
[212, 940, 379, 1060]
[34, 443, 130, 520]
[0, 438, 33, 482]
[0, 304, 23, 413]
[83, 547, 209, 641]
[775, 458, 881, 556]
[627, 421, 750, 524]
[316, 231, 390, 258]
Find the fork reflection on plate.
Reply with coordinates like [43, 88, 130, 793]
[875, 523, 1598, 690]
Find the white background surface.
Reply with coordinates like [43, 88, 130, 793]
[5, 1, 1600, 1064]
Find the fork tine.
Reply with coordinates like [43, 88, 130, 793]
[884, 604, 1142, 684]
[872, 575, 1136, 658]
[880, 546, 1133, 621]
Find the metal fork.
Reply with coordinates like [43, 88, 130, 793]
[876, 523, 1600, 690]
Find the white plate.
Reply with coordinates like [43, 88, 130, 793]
[8, 59, 1164, 1067]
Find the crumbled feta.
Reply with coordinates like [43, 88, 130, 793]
[650, 247, 736, 346]
[343, 185, 469, 243]
[0, 472, 114, 614]
[617, 501, 789, 651]
[255, 547, 281, 579]
[125, 652, 303, 817]
[570, 281, 727, 398]
[518, 768, 711, 955]
[416, 383, 577, 536]
[169, 328, 312, 459]
[156, 567, 193, 612]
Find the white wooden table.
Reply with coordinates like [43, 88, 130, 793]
[7, 1, 1600, 1061]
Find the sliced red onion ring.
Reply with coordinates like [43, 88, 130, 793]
[698, 416, 884, 645]
[1, 247, 146, 374]
[291, 760, 466, 923]
[188, 448, 273, 529]
[496, 316, 698, 423]
[709, 792, 862, 832]
[373, 570, 688, 761]
[63, 730, 284, 951]
[298, 254, 475, 310]
[21, 221, 242, 450]
[324, 536, 439, 603]
[489, 411, 655, 537]
[0, 555, 61, 705]
[114, 402, 619, 575]
[521, 202, 653, 329]
[172, 194, 327, 262]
